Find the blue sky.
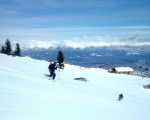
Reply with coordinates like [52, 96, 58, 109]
[0, 0, 150, 46]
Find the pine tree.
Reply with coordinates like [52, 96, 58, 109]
[57, 50, 64, 64]
[0, 46, 6, 54]
[5, 39, 12, 55]
[13, 43, 21, 56]
[57, 50, 64, 69]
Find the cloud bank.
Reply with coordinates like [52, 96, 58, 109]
[8, 36, 150, 49]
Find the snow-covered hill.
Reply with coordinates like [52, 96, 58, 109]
[0, 53, 150, 120]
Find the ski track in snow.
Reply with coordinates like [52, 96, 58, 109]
[0, 65, 26, 75]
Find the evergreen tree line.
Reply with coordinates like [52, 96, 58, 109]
[0, 39, 21, 56]
[1, 39, 64, 67]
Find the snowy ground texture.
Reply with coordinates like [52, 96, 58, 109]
[0, 53, 150, 120]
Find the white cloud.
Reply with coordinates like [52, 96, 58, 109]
[0, 35, 150, 50]
[0, 26, 150, 49]
[10, 36, 149, 49]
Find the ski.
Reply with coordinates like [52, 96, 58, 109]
[44, 74, 64, 85]
[44, 74, 51, 77]
[44, 74, 57, 82]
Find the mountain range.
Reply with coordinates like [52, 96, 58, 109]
[22, 45, 150, 69]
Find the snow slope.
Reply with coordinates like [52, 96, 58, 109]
[0, 53, 150, 120]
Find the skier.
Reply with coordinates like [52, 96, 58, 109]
[48, 62, 57, 80]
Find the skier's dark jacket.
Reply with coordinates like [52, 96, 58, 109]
[49, 63, 57, 72]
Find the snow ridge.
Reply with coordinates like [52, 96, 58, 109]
[0, 53, 150, 120]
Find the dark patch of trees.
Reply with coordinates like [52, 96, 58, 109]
[0, 39, 21, 56]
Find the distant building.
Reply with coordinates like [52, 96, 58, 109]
[109, 67, 133, 74]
